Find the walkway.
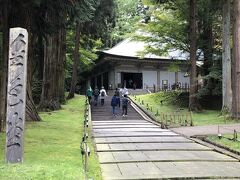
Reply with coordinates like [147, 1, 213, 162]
[91, 97, 240, 180]
[171, 124, 240, 138]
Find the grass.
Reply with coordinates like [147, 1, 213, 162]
[0, 95, 102, 180]
[207, 135, 240, 153]
[133, 92, 240, 126]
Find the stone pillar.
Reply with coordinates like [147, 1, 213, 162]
[157, 69, 160, 91]
[6, 28, 28, 163]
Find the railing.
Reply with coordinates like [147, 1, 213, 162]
[80, 97, 91, 180]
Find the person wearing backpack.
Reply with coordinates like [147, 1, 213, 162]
[111, 94, 118, 116]
[115, 88, 120, 108]
[93, 87, 100, 106]
[86, 86, 93, 104]
[99, 86, 107, 105]
[122, 94, 130, 117]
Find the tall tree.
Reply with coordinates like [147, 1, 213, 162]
[0, 0, 9, 131]
[189, 0, 200, 111]
[0, 0, 42, 131]
[222, 0, 232, 112]
[232, 0, 240, 118]
[67, 23, 81, 99]
[38, 0, 69, 110]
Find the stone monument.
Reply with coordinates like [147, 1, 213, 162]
[6, 28, 28, 163]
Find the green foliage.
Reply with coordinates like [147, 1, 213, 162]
[167, 62, 180, 72]
[138, 91, 189, 108]
[81, 0, 116, 47]
[0, 95, 102, 179]
[135, 92, 239, 126]
[197, 61, 222, 97]
[134, 2, 189, 57]
[134, 0, 224, 98]
[111, 0, 141, 43]
[207, 135, 240, 153]
[65, 30, 102, 89]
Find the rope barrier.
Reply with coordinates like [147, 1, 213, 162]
[80, 96, 91, 180]
[217, 125, 240, 142]
[134, 96, 193, 127]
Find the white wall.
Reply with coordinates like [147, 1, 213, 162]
[178, 72, 190, 85]
[142, 70, 157, 88]
[160, 71, 175, 88]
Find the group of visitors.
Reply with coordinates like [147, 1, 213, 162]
[86, 86, 130, 117]
[86, 86, 107, 106]
[111, 88, 130, 117]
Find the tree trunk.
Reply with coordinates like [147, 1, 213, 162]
[39, 28, 66, 110]
[232, 0, 240, 118]
[189, 0, 201, 111]
[0, 1, 8, 132]
[26, 32, 41, 121]
[58, 27, 66, 104]
[67, 23, 81, 99]
[222, 0, 232, 112]
[201, 4, 213, 78]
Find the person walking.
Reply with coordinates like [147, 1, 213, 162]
[93, 87, 100, 106]
[99, 86, 107, 105]
[122, 94, 130, 117]
[86, 86, 93, 104]
[111, 94, 118, 116]
[115, 88, 120, 108]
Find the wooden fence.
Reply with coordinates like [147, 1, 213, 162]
[156, 111, 193, 127]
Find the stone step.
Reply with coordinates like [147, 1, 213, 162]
[93, 125, 159, 129]
[94, 136, 192, 144]
[96, 142, 212, 152]
[93, 128, 170, 132]
[101, 162, 240, 180]
[98, 150, 238, 164]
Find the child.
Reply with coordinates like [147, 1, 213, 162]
[122, 94, 130, 117]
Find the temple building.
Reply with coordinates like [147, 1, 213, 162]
[87, 39, 191, 92]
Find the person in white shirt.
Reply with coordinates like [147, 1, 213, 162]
[99, 86, 107, 105]
[120, 87, 129, 97]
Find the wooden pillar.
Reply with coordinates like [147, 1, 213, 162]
[6, 28, 28, 163]
[175, 72, 178, 84]
[157, 69, 160, 91]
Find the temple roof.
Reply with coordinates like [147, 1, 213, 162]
[103, 38, 189, 60]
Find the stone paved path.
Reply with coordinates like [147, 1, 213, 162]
[171, 124, 240, 138]
[91, 97, 240, 180]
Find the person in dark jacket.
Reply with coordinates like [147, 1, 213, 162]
[111, 94, 118, 116]
[115, 88, 120, 108]
[122, 94, 130, 117]
[93, 87, 100, 106]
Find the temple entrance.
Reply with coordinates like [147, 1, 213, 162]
[122, 72, 142, 89]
